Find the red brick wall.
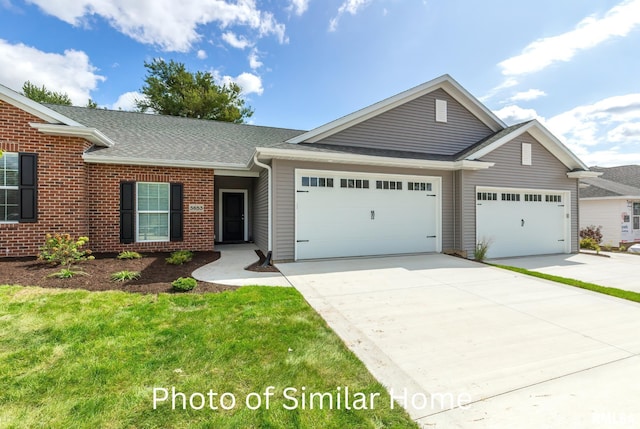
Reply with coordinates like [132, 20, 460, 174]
[87, 164, 215, 253]
[0, 99, 215, 257]
[1, 100, 91, 257]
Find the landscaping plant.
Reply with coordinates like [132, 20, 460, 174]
[579, 225, 603, 244]
[110, 271, 141, 282]
[171, 276, 197, 291]
[580, 237, 601, 253]
[117, 251, 142, 260]
[474, 237, 491, 261]
[47, 268, 89, 279]
[166, 250, 194, 265]
[38, 234, 94, 267]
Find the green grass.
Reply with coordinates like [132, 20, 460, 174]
[492, 264, 640, 303]
[0, 286, 417, 429]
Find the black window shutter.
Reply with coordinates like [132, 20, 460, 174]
[120, 182, 135, 244]
[170, 183, 183, 242]
[18, 153, 37, 223]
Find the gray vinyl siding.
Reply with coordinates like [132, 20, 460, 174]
[271, 159, 454, 261]
[214, 176, 254, 242]
[253, 169, 269, 253]
[317, 89, 494, 156]
[460, 132, 580, 256]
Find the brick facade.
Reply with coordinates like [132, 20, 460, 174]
[0, 100, 215, 257]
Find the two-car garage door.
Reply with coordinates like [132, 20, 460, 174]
[295, 169, 441, 260]
[476, 187, 571, 258]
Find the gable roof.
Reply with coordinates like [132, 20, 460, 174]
[286, 74, 506, 144]
[0, 83, 82, 126]
[580, 165, 640, 198]
[46, 104, 304, 169]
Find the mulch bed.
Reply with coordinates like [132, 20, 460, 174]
[0, 251, 239, 294]
[245, 250, 280, 273]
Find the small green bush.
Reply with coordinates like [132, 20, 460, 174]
[474, 237, 491, 261]
[38, 234, 94, 266]
[580, 237, 601, 252]
[166, 250, 194, 265]
[172, 277, 197, 291]
[117, 251, 142, 260]
[110, 270, 141, 282]
[47, 268, 88, 279]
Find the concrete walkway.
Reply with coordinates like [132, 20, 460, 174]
[192, 244, 291, 287]
[278, 254, 640, 428]
[491, 252, 640, 292]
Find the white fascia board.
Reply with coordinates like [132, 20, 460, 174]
[567, 170, 603, 178]
[255, 147, 494, 171]
[214, 169, 259, 177]
[580, 195, 640, 201]
[0, 84, 83, 126]
[30, 123, 115, 147]
[82, 153, 248, 170]
[286, 75, 505, 144]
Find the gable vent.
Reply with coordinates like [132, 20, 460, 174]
[522, 143, 532, 165]
[435, 99, 447, 123]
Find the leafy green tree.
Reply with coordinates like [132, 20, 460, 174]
[22, 81, 72, 105]
[86, 99, 98, 109]
[136, 59, 253, 123]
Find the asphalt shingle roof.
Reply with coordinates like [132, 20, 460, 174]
[46, 104, 306, 166]
[580, 165, 640, 198]
[453, 121, 532, 161]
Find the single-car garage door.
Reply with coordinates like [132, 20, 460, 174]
[295, 169, 441, 260]
[476, 187, 570, 258]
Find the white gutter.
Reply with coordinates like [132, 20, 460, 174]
[252, 154, 273, 260]
[256, 147, 494, 171]
[82, 153, 249, 170]
[30, 123, 115, 147]
[567, 171, 602, 179]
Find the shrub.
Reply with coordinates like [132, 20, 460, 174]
[580, 237, 601, 252]
[47, 268, 88, 279]
[172, 277, 197, 291]
[38, 234, 94, 267]
[110, 270, 141, 282]
[474, 237, 491, 261]
[117, 251, 142, 260]
[166, 250, 194, 265]
[579, 225, 603, 244]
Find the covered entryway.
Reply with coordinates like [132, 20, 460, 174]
[476, 186, 570, 258]
[218, 189, 249, 242]
[295, 169, 441, 260]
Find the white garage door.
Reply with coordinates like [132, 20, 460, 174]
[295, 170, 441, 260]
[476, 187, 570, 258]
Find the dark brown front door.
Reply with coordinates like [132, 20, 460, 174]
[222, 192, 244, 242]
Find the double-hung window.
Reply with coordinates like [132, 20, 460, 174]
[634, 202, 640, 231]
[137, 182, 170, 242]
[0, 153, 19, 222]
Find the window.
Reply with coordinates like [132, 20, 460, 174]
[634, 203, 640, 230]
[477, 192, 498, 201]
[0, 153, 19, 222]
[302, 176, 333, 188]
[501, 193, 520, 201]
[137, 182, 170, 241]
[376, 180, 402, 190]
[524, 194, 542, 202]
[408, 182, 432, 191]
[545, 195, 562, 203]
[339, 178, 368, 189]
[634, 202, 640, 216]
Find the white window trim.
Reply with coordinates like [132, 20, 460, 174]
[0, 152, 19, 224]
[136, 182, 170, 243]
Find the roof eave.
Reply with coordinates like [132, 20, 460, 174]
[0, 84, 83, 126]
[567, 170, 603, 178]
[255, 147, 494, 171]
[286, 74, 506, 144]
[580, 195, 640, 200]
[30, 123, 115, 147]
[82, 153, 250, 170]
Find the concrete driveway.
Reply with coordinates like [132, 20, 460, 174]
[491, 252, 640, 293]
[277, 254, 640, 428]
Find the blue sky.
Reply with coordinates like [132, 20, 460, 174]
[1, 0, 639, 167]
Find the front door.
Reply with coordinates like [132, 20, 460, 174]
[222, 192, 245, 242]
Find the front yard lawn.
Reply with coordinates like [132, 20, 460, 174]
[0, 285, 417, 428]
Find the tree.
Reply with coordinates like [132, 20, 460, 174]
[22, 81, 72, 105]
[86, 99, 98, 109]
[136, 59, 253, 123]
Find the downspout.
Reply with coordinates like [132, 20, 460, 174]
[253, 153, 273, 266]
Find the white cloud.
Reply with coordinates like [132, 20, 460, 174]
[217, 71, 263, 95]
[288, 0, 309, 16]
[479, 77, 518, 102]
[0, 39, 104, 105]
[196, 49, 207, 59]
[25, 0, 287, 52]
[329, 0, 372, 32]
[546, 93, 640, 166]
[248, 49, 263, 70]
[221, 31, 253, 49]
[509, 89, 547, 102]
[493, 105, 543, 125]
[109, 91, 144, 111]
[499, 0, 640, 76]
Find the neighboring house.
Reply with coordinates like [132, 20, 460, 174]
[580, 165, 640, 247]
[0, 75, 594, 260]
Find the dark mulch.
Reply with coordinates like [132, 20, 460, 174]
[0, 251, 239, 294]
[245, 250, 280, 273]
